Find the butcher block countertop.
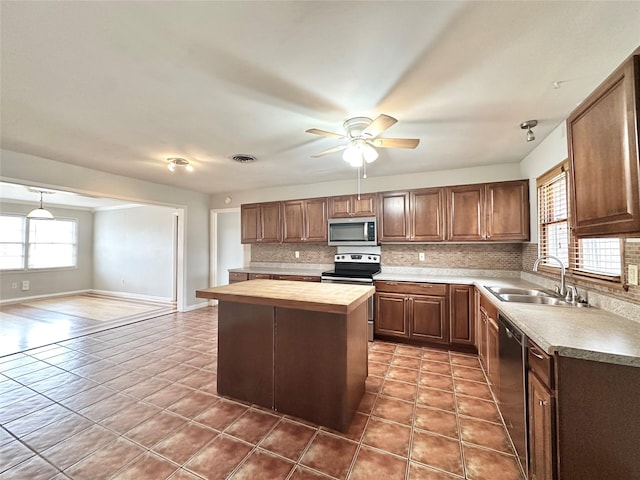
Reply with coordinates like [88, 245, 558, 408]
[196, 279, 374, 315]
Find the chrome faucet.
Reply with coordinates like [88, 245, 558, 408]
[533, 255, 566, 297]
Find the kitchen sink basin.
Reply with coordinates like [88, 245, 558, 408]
[486, 286, 555, 297]
[497, 294, 570, 305]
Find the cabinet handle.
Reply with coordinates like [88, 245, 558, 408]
[530, 347, 545, 360]
[386, 281, 398, 286]
[420, 284, 433, 288]
[539, 400, 547, 406]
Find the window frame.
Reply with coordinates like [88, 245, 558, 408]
[0, 214, 79, 272]
[536, 160, 623, 285]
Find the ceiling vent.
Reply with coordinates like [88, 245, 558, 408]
[232, 154, 257, 164]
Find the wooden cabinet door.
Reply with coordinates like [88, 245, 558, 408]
[529, 373, 555, 480]
[410, 295, 448, 344]
[412, 188, 446, 241]
[229, 272, 248, 283]
[260, 202, 282, 243]
[305, 198, 328, 242]
[329, 196, 352, 218]
[375, 293, 408, 337]
[379, 191, 411, 241]
[568, 54, 640, 237]
[486, 180, 530, 241]
[487, 317, 500, 390]
[352, 194, 377, 216]
[241, 204, 260, 243]
[447, 184, 485, 241]
[282, 200, 305, 242]
[449, 285, 474, 346]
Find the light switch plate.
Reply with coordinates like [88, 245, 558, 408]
[419, 252, 425, 262]
[628, 264, 638, 286]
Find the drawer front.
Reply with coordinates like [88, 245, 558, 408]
[249, 273, 272, 280]
[479, 293, 498, 320]
[375, 281, 447, 296]
[229, 272, 248, 283]
[528, 341, 553, 389]
[272, 275, 320, 282]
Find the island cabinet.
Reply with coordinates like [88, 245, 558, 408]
[241, 202, 282, 243]
[527, 341, 555, 480]
[329, 193, 377, 218]
[282, 197, 328, 243]
[568, 51, 640, 237]
[447, 180, 529, 242]
[374, 281, 452, 347]
[196, 280, 373, 433]
[378, 188, 446, 242]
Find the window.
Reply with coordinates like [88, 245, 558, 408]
[537, 161, 622, 282]
[0, 215, 77, 270]
[0, 215, 26, 270]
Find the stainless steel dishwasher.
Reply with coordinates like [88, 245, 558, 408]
[498, 313, 528, 473]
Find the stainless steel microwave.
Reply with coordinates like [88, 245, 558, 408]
[328, 217, 377, 246]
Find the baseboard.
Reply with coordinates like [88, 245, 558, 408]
[0, 289, 92, 306]
[89, 290, 174, 305]
[181, 301, 211, 312]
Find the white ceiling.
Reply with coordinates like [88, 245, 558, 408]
[1, 1, 639, 196]
[0, 182, 137, 209]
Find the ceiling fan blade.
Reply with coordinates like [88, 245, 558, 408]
[370, 138, 420, 149]
[311, 145, 347, 158]
[305, 128, 346, 140]
[362, 114, 398, 138]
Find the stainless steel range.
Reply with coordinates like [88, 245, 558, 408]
[321, 253, 381, 341]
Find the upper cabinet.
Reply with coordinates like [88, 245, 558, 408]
[242, 180, 529, 245]
[329, 193, 376, 218]
[447, 180, 529, 242]
[379, 188, 446, 242]
[568, 51, 640, 237]
[282, 197, 328, 243]
[241, 202, 282, 244]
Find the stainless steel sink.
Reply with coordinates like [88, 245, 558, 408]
[485, 285, 588, 307]
[486, 286, 555, 297]
[497, 294, 570, 305]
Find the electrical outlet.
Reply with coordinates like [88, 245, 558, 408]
[11, 282, 18, 289]
[629, 264, 638, 286]
[22, 280, 30, 291]
[419, 252, 425, 262]
[295, 251, 300, 259]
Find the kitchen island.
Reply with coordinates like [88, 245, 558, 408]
[196, 279, 374, 432]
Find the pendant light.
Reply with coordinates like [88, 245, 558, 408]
[27, 191, 54, 219]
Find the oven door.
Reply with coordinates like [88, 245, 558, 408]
[321, 276, 374, 341]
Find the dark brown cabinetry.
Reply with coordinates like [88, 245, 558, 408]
[527, 341, 555, 480]
[282, 197, 328, 243]
[229, 272, 249, 283]
[379, 188, 446, 242]
[447, 180, 529, 242]
[329, 194, 376, 218]
[374, 282, 448, 344]
[478, 292, 499, 389]
[449, 285, 474, 346]
[272, 274, 320, 282]
[241, 202, 282, 244]
[568, 52, 640, 237]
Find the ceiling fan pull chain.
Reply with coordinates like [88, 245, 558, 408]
[357, 167, 361, 200]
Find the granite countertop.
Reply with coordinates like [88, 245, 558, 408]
[376, 270, 640, 368]
[197, 279, 374, 315]
[227, 265, 640, 367]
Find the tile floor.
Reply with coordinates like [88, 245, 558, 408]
[0, 307, 525, 480]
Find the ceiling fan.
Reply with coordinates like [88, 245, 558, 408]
[306, 114, 420, 167]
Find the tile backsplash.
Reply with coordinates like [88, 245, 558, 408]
[252, 242, 523, 270]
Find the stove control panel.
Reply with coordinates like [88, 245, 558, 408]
[334, 254, 380, 263]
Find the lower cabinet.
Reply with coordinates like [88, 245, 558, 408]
[375, 281, 475, 349]
[478, 291, 499, 390]
[528, 373, 555, 480]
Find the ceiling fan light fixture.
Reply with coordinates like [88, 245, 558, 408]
[342, 143, 363, 167]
